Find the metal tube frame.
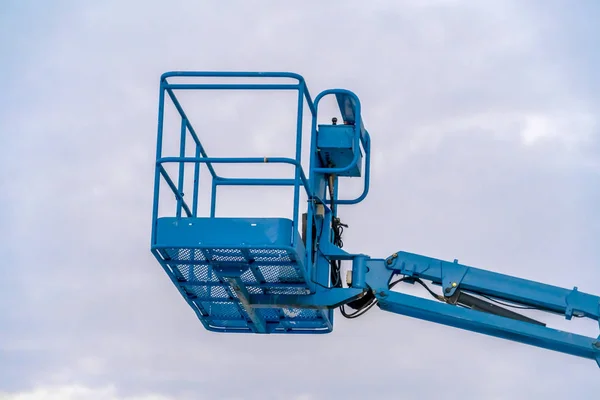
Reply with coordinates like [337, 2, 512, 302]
[151, 71, 318, 250]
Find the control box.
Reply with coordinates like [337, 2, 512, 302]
[316, 123, 363, 177]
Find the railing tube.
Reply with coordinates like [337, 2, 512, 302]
[176, 118, 187, 218]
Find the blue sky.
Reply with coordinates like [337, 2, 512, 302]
[1, 1, 600, 399]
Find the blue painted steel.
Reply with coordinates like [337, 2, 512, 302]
[210, 179, 217, 218]
[377, 290, 600, 361]
[385, 251, 600, 319]
[156, 217, 302, 250]
[163, 83, 299, 90]
[312, 89, 364, 176]
[176, 118, 186, 218]
[192, 144, 200, 217]
[292, 82, 305, 247]
[160, 71, 316, 114]
[335, 92, 368, 145]
[316, 124, 363, 177]
[158, 166, 192, 217]
[151, 85, 165, 246]
[225, 277, 269, 333]
[157, 157, 313, 191]
[351, 255, 368, 289]
[150, 70, 600, 368]
[309, 89, 371, 205]
[365, 256, 600, 366]
[248, 287, 365, 309]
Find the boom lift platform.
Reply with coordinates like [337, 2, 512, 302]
[150, 71, 600, 367]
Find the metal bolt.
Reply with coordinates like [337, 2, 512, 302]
[593, 341, 600, 350]
[387, 258, 392, 265]
[452, 282, 457, 288]
[392, 253, 398, 258]
[444, 287, 452, 294]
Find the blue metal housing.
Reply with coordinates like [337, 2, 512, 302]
[150, 71, 600, 368]
[316, 124, 363, 177]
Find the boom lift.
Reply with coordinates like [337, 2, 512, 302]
[150, 71, 600, 368]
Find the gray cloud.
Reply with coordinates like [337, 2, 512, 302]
[1, 0, 599, 399]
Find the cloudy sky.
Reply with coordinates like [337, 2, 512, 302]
[2, 0, 600, 399]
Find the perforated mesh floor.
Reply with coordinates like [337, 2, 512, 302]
[158, 247, 331, 333]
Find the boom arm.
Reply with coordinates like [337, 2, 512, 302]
[364, 252, 600, 366]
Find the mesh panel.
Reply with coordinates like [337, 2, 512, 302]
[174, 264, 194, 281]
[173, 264, 220, 282]
[209, 248, 245, 262]
[265, 287, 311, 295]
[164, 248, 206, 261]
[250, 248, 292, 262]
[187, 285, 230, 299]
[200, 301, 241, 319]
[258, 265, 304, 283]
[240, 268, 258, 284]
[257, 309, 281, 321]
[192, 265, 219, 282]
[162, 245, 329, 333]
[246, 286, 264, 295]
[282, 308, 319, 320]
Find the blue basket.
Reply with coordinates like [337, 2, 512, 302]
[150, 72, 369, 334]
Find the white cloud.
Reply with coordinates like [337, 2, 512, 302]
[0, 385, 172, 400]
[0, 385, 317, 400]
[520, 112, 596, 147]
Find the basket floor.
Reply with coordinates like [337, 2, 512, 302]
[153, 217, 332, 333]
